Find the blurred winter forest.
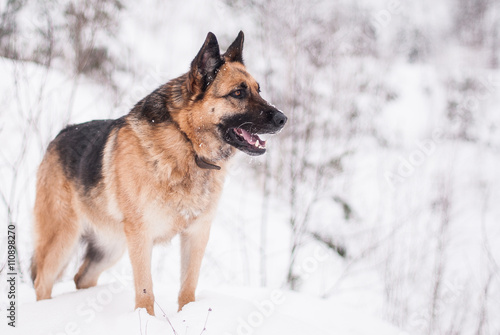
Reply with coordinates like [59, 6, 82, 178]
[1, 0, 499, 334]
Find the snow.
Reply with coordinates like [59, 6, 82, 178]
[1, 0, 500, 334]
[2, 282, 402, 335]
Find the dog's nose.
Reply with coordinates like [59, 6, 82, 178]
[272, 111, 287, 128]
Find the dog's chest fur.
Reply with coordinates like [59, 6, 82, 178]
[72, 122, 227, 245]
[141, 168, 222, 242]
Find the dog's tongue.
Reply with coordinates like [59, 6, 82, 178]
[235, 128, 266, 149]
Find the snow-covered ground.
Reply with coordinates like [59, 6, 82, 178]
[2, 282, 402, 335]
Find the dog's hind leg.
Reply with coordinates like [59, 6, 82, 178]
[74, 232, 126, 289]
[32, 151, 81, 300]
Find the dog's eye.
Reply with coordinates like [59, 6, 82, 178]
[230, 89, 245, 99]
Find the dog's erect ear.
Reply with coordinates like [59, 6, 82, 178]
[223, 31, 244, 64]
[189, 32, 223, 93]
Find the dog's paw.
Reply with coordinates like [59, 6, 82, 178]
[136, 293, 155, 316]
[178, 292, 195, 312]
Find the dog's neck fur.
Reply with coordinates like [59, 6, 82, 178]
[128, 73, 235, 172]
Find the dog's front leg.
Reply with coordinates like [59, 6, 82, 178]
[178, 219, 212, 311]
[125, 220, 155, 315]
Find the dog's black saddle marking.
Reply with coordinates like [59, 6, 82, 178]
[54, 118, 125, 193]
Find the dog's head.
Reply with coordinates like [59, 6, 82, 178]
[185, 31, 287, 157]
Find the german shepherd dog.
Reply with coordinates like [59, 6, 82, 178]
[31, 31, 286, 315]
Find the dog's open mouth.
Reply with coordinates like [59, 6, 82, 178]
[234, 128, 266, 149]
[220, 109, 287, 156]
[225, 127, 267, 155]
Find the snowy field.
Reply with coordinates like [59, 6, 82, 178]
[1, 0, 500, 334]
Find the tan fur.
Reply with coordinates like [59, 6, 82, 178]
[33, 147, 80, 300]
